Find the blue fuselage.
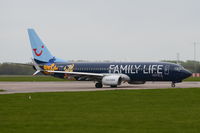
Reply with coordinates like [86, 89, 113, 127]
[49, 62, 191, 83]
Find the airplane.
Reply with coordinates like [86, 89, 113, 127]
[28, 29, 192, 88]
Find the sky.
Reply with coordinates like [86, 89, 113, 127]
[0, 0, 200, 63]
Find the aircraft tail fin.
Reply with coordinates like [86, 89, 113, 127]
[28, 29, 54, 63]
[28, 29, 67, 64]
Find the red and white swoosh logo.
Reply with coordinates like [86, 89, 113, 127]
[33, 45, 44, 56]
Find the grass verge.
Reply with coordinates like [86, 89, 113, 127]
[184, 77, 200, 81]
[0, 76, 66, 81]
[0, 88, 200, 133]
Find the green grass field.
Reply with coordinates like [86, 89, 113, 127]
[0, 76, 66, 81]
[0, 88, 200, 133]
[184, 77, 200, 81]
[0, 75, 199, 82]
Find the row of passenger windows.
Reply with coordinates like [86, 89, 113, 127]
[75, 68, 108, 71]
[74, 68, 154, 71]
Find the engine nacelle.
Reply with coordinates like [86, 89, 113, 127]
[128, 81, 146, 84]
[102, 75, 122, 86]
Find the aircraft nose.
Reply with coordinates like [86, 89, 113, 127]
[182, 69, 192, 79]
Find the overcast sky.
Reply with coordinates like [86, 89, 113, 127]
[0, 0, 200, 63]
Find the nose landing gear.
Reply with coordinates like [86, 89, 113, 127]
[171, 82, 176, 87]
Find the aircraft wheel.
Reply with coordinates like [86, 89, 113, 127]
[171, 82, 175, 87]
[95, 83, 103, 88]
[110, 85, 117, 88]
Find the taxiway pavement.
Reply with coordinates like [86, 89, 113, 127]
[0, 81, 199, 94]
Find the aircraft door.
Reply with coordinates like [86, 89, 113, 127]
[164, 65, 170, 75]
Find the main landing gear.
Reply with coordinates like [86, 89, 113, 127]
[95, 82, 103, 88]
[171, 82, 176, 87]
[95, 83, 118, 88]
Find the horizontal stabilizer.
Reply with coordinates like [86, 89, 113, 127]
[32, 59, 43, 75]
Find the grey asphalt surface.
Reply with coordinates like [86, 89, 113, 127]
[0, 81, 199, 94]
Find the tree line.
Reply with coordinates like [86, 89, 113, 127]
[0, 63, 35, 75]
[0, 60, 199, 75]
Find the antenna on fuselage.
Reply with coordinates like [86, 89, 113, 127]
[176, 53, 180, 64]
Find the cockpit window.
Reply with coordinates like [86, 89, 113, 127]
[174, 66, 183, 71]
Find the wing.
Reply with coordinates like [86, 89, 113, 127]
[47, 70, 104, 77]
[46, 70, 130, 82]
[47, 70, 104, 81]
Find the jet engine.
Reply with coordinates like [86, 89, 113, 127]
[102, 75, 122, 86]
